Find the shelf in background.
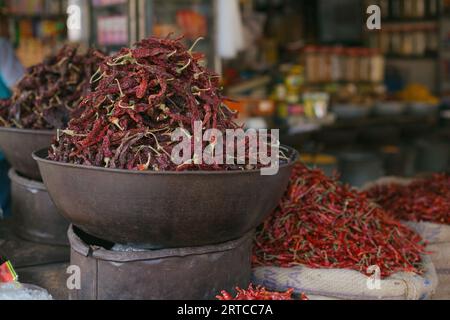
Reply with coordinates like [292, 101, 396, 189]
[91, 0, 128, 9]
[6, 14, 66, 20]
[382, 18, 438, 24]
[325, 114, 438, 130]
[385, 53, 438, 60]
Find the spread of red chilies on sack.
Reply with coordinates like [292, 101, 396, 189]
[366, 174, 450, 225]
[253, 163, 427, 278]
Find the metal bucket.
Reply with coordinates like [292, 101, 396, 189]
[380, 145, 407, 176]
[33, 147, 298, 248]
[338, 151, 385, 188]
[0, 127, 54, 180]
[68, 225, 252, 300]
[415, 139, 450, 173]
[359, 126, 401, 146]
[9, 169, 69, 246]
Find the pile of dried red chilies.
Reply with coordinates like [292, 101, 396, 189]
[253, 163, 426, 278]
[0, 45, 101, 130]
[367, 174, 450, 225]
[216, 285, 302, 300]
[49, 36, 268, 171]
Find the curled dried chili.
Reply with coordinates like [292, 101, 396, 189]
[49, 35, 275, 171]
[367, 174, 450, 225]
[216, 285, 301, 300]
[0, 45, 101, 130]
[253, 163, 426, 278]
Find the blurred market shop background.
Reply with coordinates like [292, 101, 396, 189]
[0, 0, 449, 187]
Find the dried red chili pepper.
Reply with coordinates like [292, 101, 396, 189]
[0, 46, 101, 130]
[216, 285, 300, 300]
[367, 174, 450, 225]
[48, 35, 275, 171]
[253, 163, 426, 278]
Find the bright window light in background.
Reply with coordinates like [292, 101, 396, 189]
[67, 0, 89, 43]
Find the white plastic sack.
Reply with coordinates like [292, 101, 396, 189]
[404, 221, 450, 244]
[0, 282, 53, 300]
[427, 242, 450, 299]
[252, 255, 437, 300]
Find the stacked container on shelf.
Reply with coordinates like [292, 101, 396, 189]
[302, 46, 384, 84]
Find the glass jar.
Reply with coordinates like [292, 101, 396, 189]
[319, 47, 332, 83]
[331, 47, 344, 82]
[369, 49, 385, 83]
[390, 27, 402, 54]
[401, 26, 414, 56]
[391, 0, 403, 18]
[379, 27, 390, 54]
[359, 48, 371, 82]
[403, 0, 414, 17]
[415, 0, 426, 17]
[380, 0, 389, 18]
[345, 48, 360, 82]
[412, 26, 427, 55]
[426, 25, 439, 53]
[428, 0, 438, 17]
[303, 46, 318, 84]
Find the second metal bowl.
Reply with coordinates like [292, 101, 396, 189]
[0, 127, 54, 180]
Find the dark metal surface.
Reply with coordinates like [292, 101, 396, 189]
[0, 219, 69, 268]
[338, 151, 385, 188]
[68, 225, 252, 300]
[9, 169, 70, 246]
[415, 140, 450, 173]
[33, 147, 298, 247]
[0, 127, 54, 180]
[16, 263, 69, 300]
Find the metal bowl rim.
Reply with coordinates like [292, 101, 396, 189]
[69, 225, 254, 261]
[33, 145, 299, 176]
[8, 168, 46, 190]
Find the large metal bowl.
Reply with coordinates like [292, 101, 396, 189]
[33, 146, 298, 248]
[0, 127, 55, 180]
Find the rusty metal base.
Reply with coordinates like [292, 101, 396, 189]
[68, 225, 253, 300]
[9, 169, 69, 246]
